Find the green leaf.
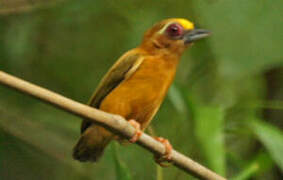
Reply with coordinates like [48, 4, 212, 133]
[156, 165, 163, 180]
[231, 152, 273, 180]
[168, 84, 187, 114]
[232, 162, 258, 180]
[194, 106, 226, 175]
[250, 120, 283, 171]
[112, 143, 132, 180]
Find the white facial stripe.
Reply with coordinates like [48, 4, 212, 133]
[157, 22, 175, 34]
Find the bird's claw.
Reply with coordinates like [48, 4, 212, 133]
[128, 119, 142, 143]
[154, 137, 173, 167]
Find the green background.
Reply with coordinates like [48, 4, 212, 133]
[0, 0, 282, 179]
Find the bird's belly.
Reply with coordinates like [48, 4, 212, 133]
[100, 58, 177, 129]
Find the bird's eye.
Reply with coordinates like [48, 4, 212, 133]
[166, 23, 183, 38]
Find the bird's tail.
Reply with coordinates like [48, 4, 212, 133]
[73, 125, 113, 162]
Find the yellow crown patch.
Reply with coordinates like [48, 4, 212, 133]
[176, 18, 194, 30]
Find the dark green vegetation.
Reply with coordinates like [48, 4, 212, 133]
[0, 0, 282, 179]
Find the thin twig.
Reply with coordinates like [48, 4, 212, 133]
[0, 71, 226, 180]
[0, 0, 67, 16]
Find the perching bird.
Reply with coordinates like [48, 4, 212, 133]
[73, 18, 210, 163]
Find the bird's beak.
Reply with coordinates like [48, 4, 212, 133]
[183, 29, 211, 44]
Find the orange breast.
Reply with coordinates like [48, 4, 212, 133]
[100, 55, 179, 129]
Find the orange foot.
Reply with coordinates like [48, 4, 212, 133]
[154, 137, 173, 167]
[128, 119, 142, 143]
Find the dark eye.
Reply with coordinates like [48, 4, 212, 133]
[166, 23, 183, 38]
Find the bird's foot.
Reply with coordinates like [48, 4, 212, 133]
[128, 119, 142, 143]
[154, 137, 173, 167]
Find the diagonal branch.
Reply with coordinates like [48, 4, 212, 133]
[0, 71, 226, 180]
[0, 0, 67, 16]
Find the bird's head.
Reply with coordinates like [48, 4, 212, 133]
[141, 18, 210, 56]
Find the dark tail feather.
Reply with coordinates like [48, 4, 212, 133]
[73, 125, 113, 162]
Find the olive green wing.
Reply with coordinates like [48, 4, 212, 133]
[81, 51, 144, 133]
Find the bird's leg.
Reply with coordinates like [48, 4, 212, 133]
[154, 137, 173, 167]
[128, 119, 142, 143]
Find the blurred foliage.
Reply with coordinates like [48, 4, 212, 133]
[194, 106, 225, 175]
[112, 143, 132, 180]
[251, 120, 283, 171]
[0, 0, 282, 179]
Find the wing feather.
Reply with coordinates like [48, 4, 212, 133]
[81, 51, 144, 133]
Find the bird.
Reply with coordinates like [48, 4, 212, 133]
[73, 18, 210, 164]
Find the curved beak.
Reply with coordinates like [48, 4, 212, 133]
[183, 29, 211, 44]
